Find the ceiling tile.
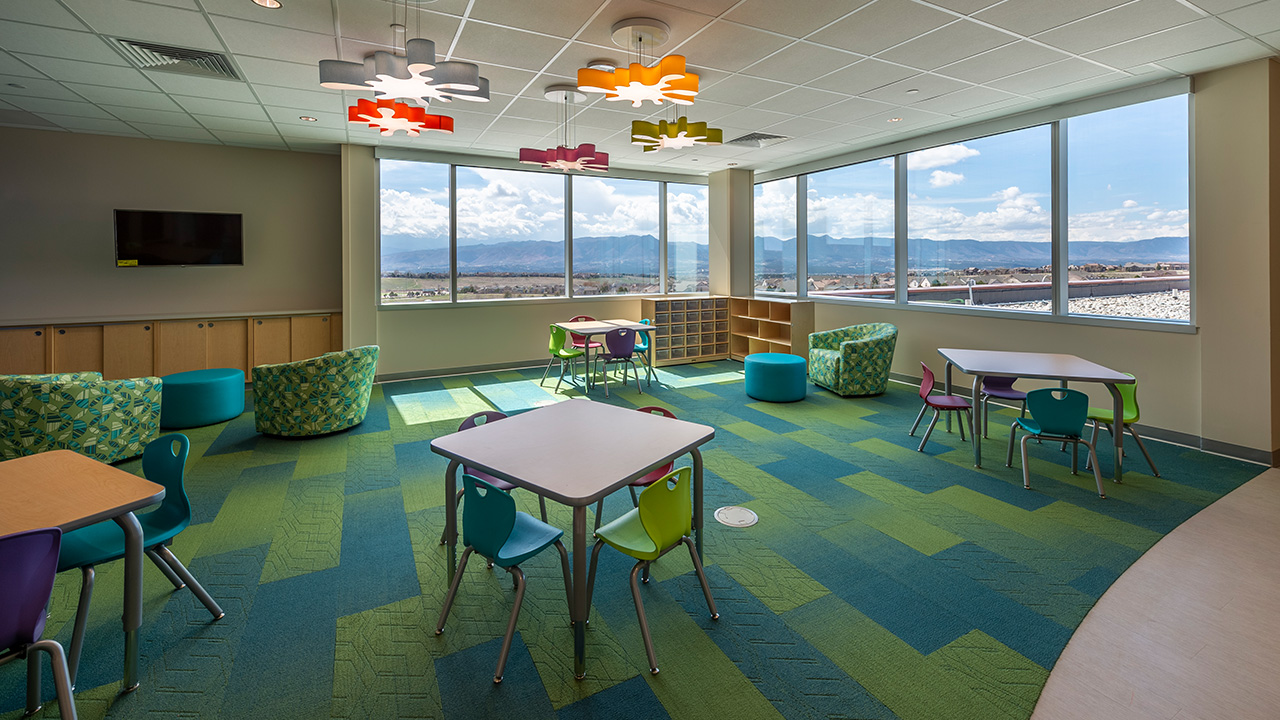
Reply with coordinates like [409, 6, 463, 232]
[174, 95, 269, 119]
[935, 41, 1070, 84]
[716, 106, 791, 130]
[0, 107, 61, 127]
[277, 124, 349, 141]
[336, 2, 463, 47]
[751, 86, 849, 115]
[453, 23, 567, 72]
[469, 0, 602, 38]
[681, 21, 794, 73]
[911, 85, 1021, 114]
[265, 105, 347, 128]
[806, 57, 917, 95]
[974, 0, 1127, 36]
[739, 42, 860, 85]
[193, 115, 277, 133]
[144, 71, 257, 101]
[987, 58, 1113, 95]
[18, 56, 156, 91]
[698, 74, 790, 105]
[579, 2, 715, 55]
[5, 95, 116, 118]
[1086, 18, 1245, 68]
[803, 95, 896, 122]
[212, 16, 336, 64]
[62, 0, 223, 50]
[860, 72, 971, 104]
[758, 115, 840, 137]
[487, 115, 558, 136]
[504, 96, 570, 123]
[876, 19, 1017, 71]
[0, 22, 126, 64]
[63, 83, 181, 110]
[41, 115, 142, 135]
[953, 96, 1026, 117]
[131, 123, 216, 140]
[1157, 37, 1274, 73]
[558, 105, 635, 130]
[1189, 0, 1258, 12]
[1221, 0, 1280, 33]
[209, 130, 286, 147]
[1029, 71, 1131, 99]
[809, 0, 954, 56]
[0, 74, 80, 101]
[926, 0, 1003, 14]
[101, 105, 198, 126]
[202, 0, 335, 35]
[455, 64, 537, 100]
[0, 0, 87, 30]
[284, 140, 342, 154]
[251, 85, 345, 112]
[236, 56, 320, 89]
[1034, 0, 1203, 55]
[724, 0, 871, 37]
[0, 51, 46, 78]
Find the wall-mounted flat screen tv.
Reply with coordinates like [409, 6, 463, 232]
[114, 209, 244, 267]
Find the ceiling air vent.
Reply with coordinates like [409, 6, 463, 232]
[726, 132, 789, 148]
[110, 38, 240, 80]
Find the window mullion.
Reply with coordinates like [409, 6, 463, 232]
[659, 181, 668, 295]
[894, 154, 907, 305]
[449, 164, 458, 303]
[796, 174, 807, 298]
[1052, 120, 1067, 316]
[565, 174, 573, 298]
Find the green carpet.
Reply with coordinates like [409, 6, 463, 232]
[1, 361, 1261, 720]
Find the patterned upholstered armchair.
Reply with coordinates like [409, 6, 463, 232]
[808, 323, 898, 397]
[252, 345, 379, 437]
[0, 372, 163, 463]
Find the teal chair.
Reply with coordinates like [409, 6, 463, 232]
[540, 324, 585, 392]
[1006, 388, 1106, 498]
[57, 433, 224, 686]
[635, 318, 655, 386]
[1084, 373, 1160, 477]
[586, 467, 718, 674]
[435, 474, 573, 684]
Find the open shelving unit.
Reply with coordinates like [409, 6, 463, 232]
[729, 297, 814, 361]
[639, 296, 730, 366]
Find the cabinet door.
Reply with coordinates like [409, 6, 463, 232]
[52, 326, 104, 374]
[0, 327, 49, 374]
[103, 323, 155, 379]
[156, 321, 207, 376]
[290, 315, 331, 362]
[206, 318, 248, 373]
[252, 318, 291, 367]
[329, 312, 343, 352]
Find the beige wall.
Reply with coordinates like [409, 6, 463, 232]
[0, 127, 342, 325]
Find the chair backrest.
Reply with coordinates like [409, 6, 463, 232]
[1118, 373, 1140, 424]
[548, 324, 568, 355]
[635, 407, 676, 484]
[461, 474, 516, 559]
[459, 411, 508, 476]
[604, 328, 636, 359]
[638, 467, 693, 548]
[140, 433, 192, 533]
[568, 315, 595, 345]
[918, 362, 936, 400]
[0, 527, 61, 652]
[1025, 388, 1089, 438]
[982, 375, 1018, 392]
[636, 319, 652, 351]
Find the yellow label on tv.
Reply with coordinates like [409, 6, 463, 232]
[117, 259, 138, 267]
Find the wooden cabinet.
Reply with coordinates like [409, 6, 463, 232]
[52, 325, 104, 374]
[729, 297, 814, 361]
[290, 315, 332, 362]
[156, 320, 207, 376]
[0, 327, 48, 375]
[252, 318, 292, 366]
[207, 319, 249, 374]
[640, 296, 730, 366]
[104, 323, 154, 379]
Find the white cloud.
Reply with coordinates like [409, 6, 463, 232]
[753, 179, 798, 239]
[908, 186, 1051, 242]
[1066, 204, 1189, 242]
[929, 170, 964, 188]
[808, 192, 894, 238]
[572, 177, 660, 237]
[906, 143, 980, 170]
[1123, 199, 1138, 208]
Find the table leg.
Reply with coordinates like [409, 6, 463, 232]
[944, 360, 954, 433]
[444, 459, 460, 582]
[971, 374, 983, 468]
[692, 447, 705, 561]
[1106, 383, 1125, 483]
[113, 511, 144, 693]
[572, 505, 587, 679]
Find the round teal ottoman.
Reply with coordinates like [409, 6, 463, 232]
[744, 353, 807, 402]
[160, 368, 245, 429]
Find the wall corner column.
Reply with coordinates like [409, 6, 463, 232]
[341, 144, 378, 349]
[709, 168, 754, 297]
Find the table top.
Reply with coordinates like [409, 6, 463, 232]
[937, 348, 1135, 384]
[0, 450, 165, 535]
[556, 319, 653, 335]
[430, 399, 714, 506]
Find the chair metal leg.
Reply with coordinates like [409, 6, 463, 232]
[682, 537, 719, 620]
[26, 646, 42, 716]
[435, 547, 474, 633]
[1083, 440, 1107, 498]
[1071, 441, 1079, 475]
[1128, 425, 1161, 477]
[540, 356, 556, 386]
[27, 639, 78, 720]
[917, 409, 940, 452]
[594, 498, 605, 531]
[628, 486, 639, 507]
[982, 395, 989, 438]
[147, 547, 186, 589]
[154, 545, 224, 619]
[629, 561, 660, 674]
[957, 409, 967, 442]
[1021, 434, 1033, 489]
[538, 496, 548, 523]
[494, 566, 527, 684]
[585, 539, 606, 628]
[1007, 423, 1017, 468]
[908, 403, 928, 436]
[439, 488, 465, 545]
[554, 357, 566, 392]
[634, 361, 643, 395]
[67, 565, 94, 688]
[554, 540, 574, 621]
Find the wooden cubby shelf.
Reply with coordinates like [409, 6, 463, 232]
[729, 297, 814, 362]
[640, 296, 730, 367]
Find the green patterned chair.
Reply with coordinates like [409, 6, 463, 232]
[0, 372, 163, 463]
[252, 345, 379, 437]
[808, 323, 898, 397]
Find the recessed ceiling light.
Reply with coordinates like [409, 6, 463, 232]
[390, 23, 406, 34]
[888, 117, 903, 122]
[905, 88, 919, 95]
[727, 162, 739, 166]
[6, 82, 25, 89]
[251, 0, 282, 8]
[299, 116, 317, 122]
[587, 59, 617, 72]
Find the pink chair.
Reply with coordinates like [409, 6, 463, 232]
[567, 315, 603, 352]
[909, 362, 973, 452]
[594, 407, 676, 531]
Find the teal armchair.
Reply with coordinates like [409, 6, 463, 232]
[0, 372, 163, 463]
[252, 345, 379, 437]
[808, 323, 898, 397]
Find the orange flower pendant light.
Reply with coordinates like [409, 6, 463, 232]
[577, 18, 698, 108]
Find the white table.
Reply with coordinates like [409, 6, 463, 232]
[0, 450, 165, 692]
[430, 399, 715, 679]
[937, 349, 1135, 483]
[554, 319, 654, 392]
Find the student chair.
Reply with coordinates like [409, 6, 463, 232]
[595, 328, 642, 399]
[635, 318, 655, 386]
[540, 324, 585, 392]
[1007, 387, 1107, 498]
[909, 362, 974, 452]
[0, 527, 78, 720]
[979, 375, 1027, 438]
[594, 407, 677, 531]
[1084, 373, 1160, 477]
[566, 315, 603, 352]
[439, 411, 548, 546]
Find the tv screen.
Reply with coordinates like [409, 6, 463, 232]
[114, 210, 243, 267]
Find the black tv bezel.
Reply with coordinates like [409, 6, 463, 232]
[113, 209, 245, 268]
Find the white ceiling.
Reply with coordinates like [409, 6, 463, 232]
[0, 0, 1276, 176]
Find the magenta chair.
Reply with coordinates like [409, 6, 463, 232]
[0, 528, 78, 719]
[909, 362, 973, 452]
[567, 315, 603, 352]
[439, 411, 548, 546]
[595, 328, 642, 399]
[595, 406, 676, 531]
[980, 376, 1027, 438]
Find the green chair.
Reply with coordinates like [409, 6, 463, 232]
[539, 324, 585, 392]
[1084, 373, 1160, 477]
[1006, 388, 1106, 498]
[252, 345, 379, 437]
[435, 474, 573, 684]
[57, 433, 224, 686]
[808, 323, 898, 397]
[586, 467, 718, 674]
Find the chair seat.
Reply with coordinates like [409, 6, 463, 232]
[926, 394, 972, 410]
[1087, 407, 1137, 425]
[465, 467, 517, 492]
[493, 512, 564, 568]
[57, 513, 187, 572]
[571, 341, 602, 349]
[555, 348, 585, 360]
[983, 387, 1027, 401]
[595, 507, 660, 561]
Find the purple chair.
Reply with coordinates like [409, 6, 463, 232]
[980, 376, 1027, 438]
[909, 362, 973, 453]
[438, 411, 548, 546]
[595, 328, 642, 399]
[0, 527, 78, 720]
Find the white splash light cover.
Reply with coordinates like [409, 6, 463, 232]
[319, 38, 490, 106]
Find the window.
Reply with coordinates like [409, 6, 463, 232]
[667, 183, 709, 293]
[906, 125, 1052, 309]
[1067, 96, 1189, 321]
[456, 167, 564, 301]
[807, 160, 894, 300]
[571, 177, 660, 296]
[379, 159, 450, 304]
[754, 178, 797, 294]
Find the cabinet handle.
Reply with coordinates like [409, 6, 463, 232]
[34, 330, 42, 337]
[257, 320, 262, 325]
[58, 329, 65, 335]
[198, 323, 204, 328]
[208, 322, 214, 327]
[144, 326, 150, 331]
[322, 317, 328, 322]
